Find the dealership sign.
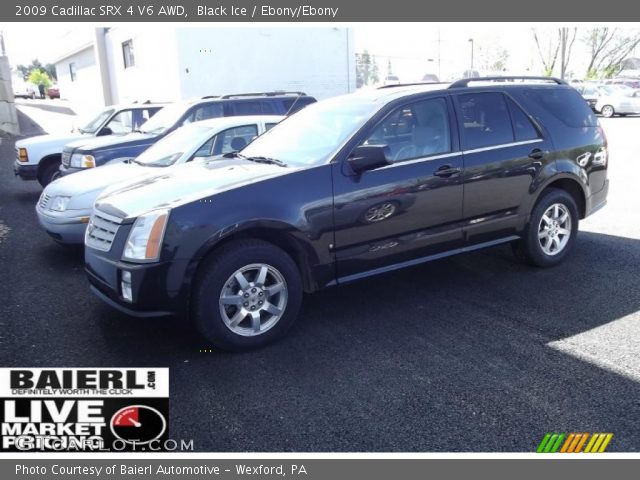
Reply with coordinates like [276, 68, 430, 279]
[0, 368, 169, 451]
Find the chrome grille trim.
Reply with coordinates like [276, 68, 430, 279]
[85, 210, 122, 252]
[39, 193, 51, 209]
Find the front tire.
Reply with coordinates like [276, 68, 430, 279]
[512, 188, 579, 268]
[601, 104, 615, 118]
[192, 239, 302, 351]
[38, 161, 61, 187]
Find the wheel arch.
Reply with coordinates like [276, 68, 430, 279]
[533, 174, 587, 219]
[188, 222, 321, 297]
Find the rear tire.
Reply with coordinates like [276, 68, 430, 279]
[38, 160, 61, 187]
[512, 188, 579, 268]
[192, 239, 303, 351]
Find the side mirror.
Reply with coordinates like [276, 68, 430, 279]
[347, 145, 391, 174]
[97, 126, 113, 136]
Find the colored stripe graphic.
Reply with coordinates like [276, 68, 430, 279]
[537, 433, 613, 453]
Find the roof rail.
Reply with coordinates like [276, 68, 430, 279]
[201, 95, 220, 99]
[448, 76, 567, 88]
[377, 82, 450, 89]
[218, 91, 307, 99]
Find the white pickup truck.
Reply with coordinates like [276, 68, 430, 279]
[14, 103, 164, 187]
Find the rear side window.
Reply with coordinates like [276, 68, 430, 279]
[506, 97, 539, 141]
[529, 88, 597, 127]
[230, 101, 262, 116]
[457, 92, 513, 149]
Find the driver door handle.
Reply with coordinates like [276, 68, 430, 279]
[433, 165, 461, 178]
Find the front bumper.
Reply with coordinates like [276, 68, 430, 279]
[85, 246, 188, 318]
[36, 205, 91, 244]
[14, 161, 38, 181]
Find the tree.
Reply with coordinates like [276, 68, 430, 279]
[355, 50, 380, 87]
[559, 28, 578, 79]
[532, 28, 577, 79]
[15, 59, 57, 82]
[477, 45, 509, 72]
[28, 70, 52, 88]
[583, 28, 640, 78]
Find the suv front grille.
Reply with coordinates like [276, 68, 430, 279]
[39, 193, 50, 209]
[61, 152, 71, 167]
[85, 210, 122, 252]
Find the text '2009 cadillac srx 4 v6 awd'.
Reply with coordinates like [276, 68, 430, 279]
[85, 77, 609, 350]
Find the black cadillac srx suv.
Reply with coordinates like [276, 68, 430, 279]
[85, 77, 609, 350]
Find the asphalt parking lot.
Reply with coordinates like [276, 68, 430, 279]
[1, 106, 639, 452]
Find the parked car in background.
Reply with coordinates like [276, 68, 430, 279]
[58, 92, 316, 178]
[383, 75, 401, 86]
[594, 84, 640, 117]
[604, 77, 640, 90]
[14, 103, 164, 187]
[422, 73, 440, 83]
[12, 78, 37, 99]
[47, 86, 60, 99]
[577, 84, 600, 111]
[84, 76, 608, 350]
[36, 115, 283, 244]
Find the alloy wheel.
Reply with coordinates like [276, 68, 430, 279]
[218, 263, 288, 337]
[537, 203, 572, 256]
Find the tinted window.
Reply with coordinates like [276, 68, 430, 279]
[265, 122, 278, 131]
[282, 97, 314, 115]
[529, 88, 597, 127]
[184, 103, 224, 124]
[231, 101, 262, 116]
[457, 92, 513, 149]
[361, 97, 451, 163]
[506, 97, 539, 141]
[259, 101, 276, 115]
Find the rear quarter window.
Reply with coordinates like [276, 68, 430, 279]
[529, 88, 597, 128]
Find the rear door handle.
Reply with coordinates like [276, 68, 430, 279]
[528, 148, 545, 160]
[433, 165, 461, 178]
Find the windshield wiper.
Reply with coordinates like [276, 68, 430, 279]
[223, 151, 287, 167]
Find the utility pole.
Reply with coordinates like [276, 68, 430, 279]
[468, 38, 474, 73]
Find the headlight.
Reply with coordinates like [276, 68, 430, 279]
[70, 153, 95, 168]
[122, 209, 169, 262]
[49, 196, 71, 212]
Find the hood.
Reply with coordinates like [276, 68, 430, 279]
[64, 132, 156, 153]
[44, 162, 155, 211]
[16, 132, 86, 149]
[96, 159, 294, 220]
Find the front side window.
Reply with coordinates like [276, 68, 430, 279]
[105, 110, 133, 135]
[457, 92, 514, 149]
[211, 125, 259, 156]
[360, 97, 451, 163]
[122, 40, 135, 68]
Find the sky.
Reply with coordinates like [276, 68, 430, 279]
[1, 24, 638, 81]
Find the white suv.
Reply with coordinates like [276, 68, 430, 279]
[14, 103, 164, 187]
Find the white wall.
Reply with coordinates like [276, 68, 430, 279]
[104, 26, 182, 104]
[54, 46, 101, 110]
[174, 27, 356, 100]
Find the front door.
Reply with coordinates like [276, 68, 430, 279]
[332, 96, 465, 282]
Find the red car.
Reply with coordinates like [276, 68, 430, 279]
[47, 86, 60, 99]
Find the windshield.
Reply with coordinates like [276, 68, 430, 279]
[135, 125, 212, 167]
[139, 102, 190, 135]
[240, 97, 378, 167]
[79, 108, 114, 134]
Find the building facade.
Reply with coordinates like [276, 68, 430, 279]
[55, 27, 355, 110]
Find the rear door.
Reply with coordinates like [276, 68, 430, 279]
[453, 91, 551, 243]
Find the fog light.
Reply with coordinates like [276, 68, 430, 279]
[121, 270, 132, 302]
